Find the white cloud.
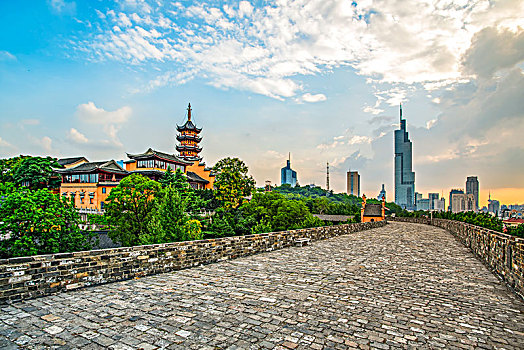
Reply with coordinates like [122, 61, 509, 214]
[78, 0, 524, 100]
[67, 128, 89, 144]
[0, 137, 13, 148]
[0, 51, 16, 61]
[76, 101, 131, 124]
[301, 93, 327, 103]
[49, 0, 76, 14]
[73, 102, 131, 148]
[37, 136, 53, 153]
[363, 106, 384, 115]
[238, 1, 254, 18]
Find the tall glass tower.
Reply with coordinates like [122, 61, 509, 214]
[394, 105, 415, 210]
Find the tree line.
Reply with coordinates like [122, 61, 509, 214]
[0, 156, 364, 258]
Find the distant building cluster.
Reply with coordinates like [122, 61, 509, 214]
[55, 103, 215, 215]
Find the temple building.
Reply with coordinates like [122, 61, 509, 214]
[56, 160, 128, 213]
[125, 148, 191, 181]
[176, 103, 215, 190]
[176, 103, 202, 161]
[361, 194, 386, 223]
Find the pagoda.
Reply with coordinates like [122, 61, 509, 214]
[176, 103, 203, 161]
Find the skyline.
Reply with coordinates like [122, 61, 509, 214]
[1, 0, 524, 207]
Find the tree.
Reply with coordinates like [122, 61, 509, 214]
[213, 157, 255, 210]
[0, 188, 90, 258]
[239, 191, 322, 232]
[146, 186, 189, 244]
[0, 156, 29, 184]
[159, 168, 202, 212]
[12, 156, 61, 189]
[105, 174, 162, 246]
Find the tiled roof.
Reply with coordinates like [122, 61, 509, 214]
[55, 160, 127, 175]
[57, 157, 88, 166]
[363, 203, 383, 217]
[186, 171, 209, 184]
[126, 148, 192, 165]
[176, 120, 202, 133]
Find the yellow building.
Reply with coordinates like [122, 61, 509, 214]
[56, 160, 128, 212]
[361, 194, 386, 223]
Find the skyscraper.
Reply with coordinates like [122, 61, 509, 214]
[466, 176, 479, 211]
[394, 105, 415, 210]
[428, 193, 439, 210]
[281, 154, 297, 187]
[347, 170, 360, 197]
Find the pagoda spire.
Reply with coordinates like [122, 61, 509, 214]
[187, 103, 192, 121]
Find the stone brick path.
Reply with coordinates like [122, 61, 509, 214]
[1, 222, 523, 349]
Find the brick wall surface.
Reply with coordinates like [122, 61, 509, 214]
[388, 217, 524, 299]
[0, 221, 386, 304]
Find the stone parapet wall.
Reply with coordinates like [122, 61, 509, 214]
[0, 221, 386, 303]
[388, 217, 524, 299]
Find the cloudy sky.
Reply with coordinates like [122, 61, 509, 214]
[1, 0, 523, 206]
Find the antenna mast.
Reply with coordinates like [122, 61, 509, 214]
[326, 162, 330, 191]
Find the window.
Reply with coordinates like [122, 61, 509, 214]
[102, 187, 106, 194]
[101, 202, 104, 209]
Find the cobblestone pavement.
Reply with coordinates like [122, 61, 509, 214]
[1, 222, 523, 349]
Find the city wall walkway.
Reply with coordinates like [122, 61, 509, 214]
[1, 222, 523, 349]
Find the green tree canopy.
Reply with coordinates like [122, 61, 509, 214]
[12, 156, 61, 189]
[213, 157, 255, 210]
[159, 168, 202, 212]
[0, 188, 90, 258]
[105, 174, 162, 246]
[239, 191, 322, 232]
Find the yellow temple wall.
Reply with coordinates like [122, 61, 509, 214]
[186, 161, 215, 189]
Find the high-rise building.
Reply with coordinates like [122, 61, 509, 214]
[434, 198, 446, 211]
[415, 192, 422, 206]
[466, 176, 479, 211]
[281, 154, 297, 187]
[428, 193, 439, 210]
[377, 184, 386, 200]
[394, 105, 415, 210]
[488, 193, 500, 215]
[417, 199, 430, 211]
[448, 189, 463, 211]
[451, 192, 466, 213]
[346, 170, 360, 197]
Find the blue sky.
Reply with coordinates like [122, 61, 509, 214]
[1, 0, 524, 205]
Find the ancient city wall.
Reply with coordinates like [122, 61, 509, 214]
[0, 221, 386, 303]
[389, 217, 524, 299]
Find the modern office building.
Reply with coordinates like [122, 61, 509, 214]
[434, 198, 446, 211]
[347, 170, 360, 197]
[448, 189, 463, 211]
[428, 193, 439, 210]
[394, 105, 415, 210]
[451, 192, 466, 213]
[417, 199, 430, 211]
[466, 176, 479, 211]
[488, 193, 500, 215]
[281, 154, 297, 187]
[377, 184, 386, 201]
